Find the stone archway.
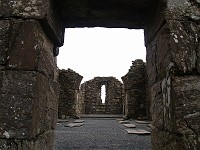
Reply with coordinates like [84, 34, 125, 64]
[0, 0, 199, 150]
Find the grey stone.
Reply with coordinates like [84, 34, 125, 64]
[65, 123, 84, 128]
[80, 77, 124, 115]
[58, 69, 83, 119]
[119, 121, 130, 124]
[123, 124, 136, 128]
[57, 120, 68, 123]
[73, 120, 84, 123]
[122, 59, 148, 119]
[125, 129, 151, 135]
[135, 120, 149, 124]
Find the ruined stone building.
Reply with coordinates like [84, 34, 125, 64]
[0, 0, 200, 150]
[80, 77, 124, 115]
[122, 59, 148, 120]
[58, 69, 83, 119]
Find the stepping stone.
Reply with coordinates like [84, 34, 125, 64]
[73, 120, 84, 123]
[125, 129, 151, 135]
[116, 118, 124, 121]
[135, 120, 149, 124]
[123, 124, 136, 128]
[65, 123, 84, 127]
[57, 123, 62, 125]
[57, 119, 68, 123]
[119, 120, 130, 124]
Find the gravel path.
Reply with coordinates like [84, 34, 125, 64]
[54, 118, 151, 150]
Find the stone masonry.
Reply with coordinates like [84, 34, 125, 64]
[145, 0, 200, 149]
[58, 69, 83, 119]
[0, 0, 200, 150]
[122, 59, 148, 120]
[0, 0, 63, 150]
[80, 77, 124, 115]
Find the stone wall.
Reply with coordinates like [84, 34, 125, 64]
[0, 1, 64, 150]
[121, 59, 148, 119]
[145, 0, 200, 149]
[80, 77, 124, 114]
[58, 69, 83, 119]
[0, 0, 199, 149]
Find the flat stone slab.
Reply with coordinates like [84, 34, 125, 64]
[123, 124, 136, 128]
[116, 118, 124, 121]
[57, 119, 68, 123]
[135, 120, 149, 124]
[125, 129, 151, 135]
[119, 120, 130, 124]
[73, 120, 84, 123]
[65, 123, 84, 127]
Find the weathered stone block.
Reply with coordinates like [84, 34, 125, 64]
[150, 81, 164, 129]
[145, 0, 199, 45]
[144, 0, 166, 46]
[151, 76, 200, 150]
[40, 1, 64, 46]
[0, 0, 50, 18]
[146, 44, 158, 87]
[166, 20, 198, 74]
[0, 0, 64, 46]
[0, 20, 11, 65]
[146, 20, 199, 86]
[166, 0, 200, 21]
[0, 71, 58, 139]
[160, 76, 200, 135]
[0, 131, 55, 150]
[151, 128, 188, 150]
[6, 20, 57, 80]
[172, 76, 200, 148]
[126, 88, 147, 119]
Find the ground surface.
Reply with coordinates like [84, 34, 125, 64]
[54, 117, 151, 150]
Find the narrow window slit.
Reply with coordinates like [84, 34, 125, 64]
[101, 85, 106, 104]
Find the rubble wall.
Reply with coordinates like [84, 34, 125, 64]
[121, 59, 148, 119]
[80, 77, 124, 114]
[58, 69, 83, 119]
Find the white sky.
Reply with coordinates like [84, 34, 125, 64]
[57, 28, 146, 83]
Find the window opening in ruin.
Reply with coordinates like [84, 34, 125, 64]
[101, 85, 106, 104]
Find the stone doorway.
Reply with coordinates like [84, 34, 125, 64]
[0, 0, 199, 150]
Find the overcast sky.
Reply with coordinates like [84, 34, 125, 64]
[57, 28, 146, 83]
